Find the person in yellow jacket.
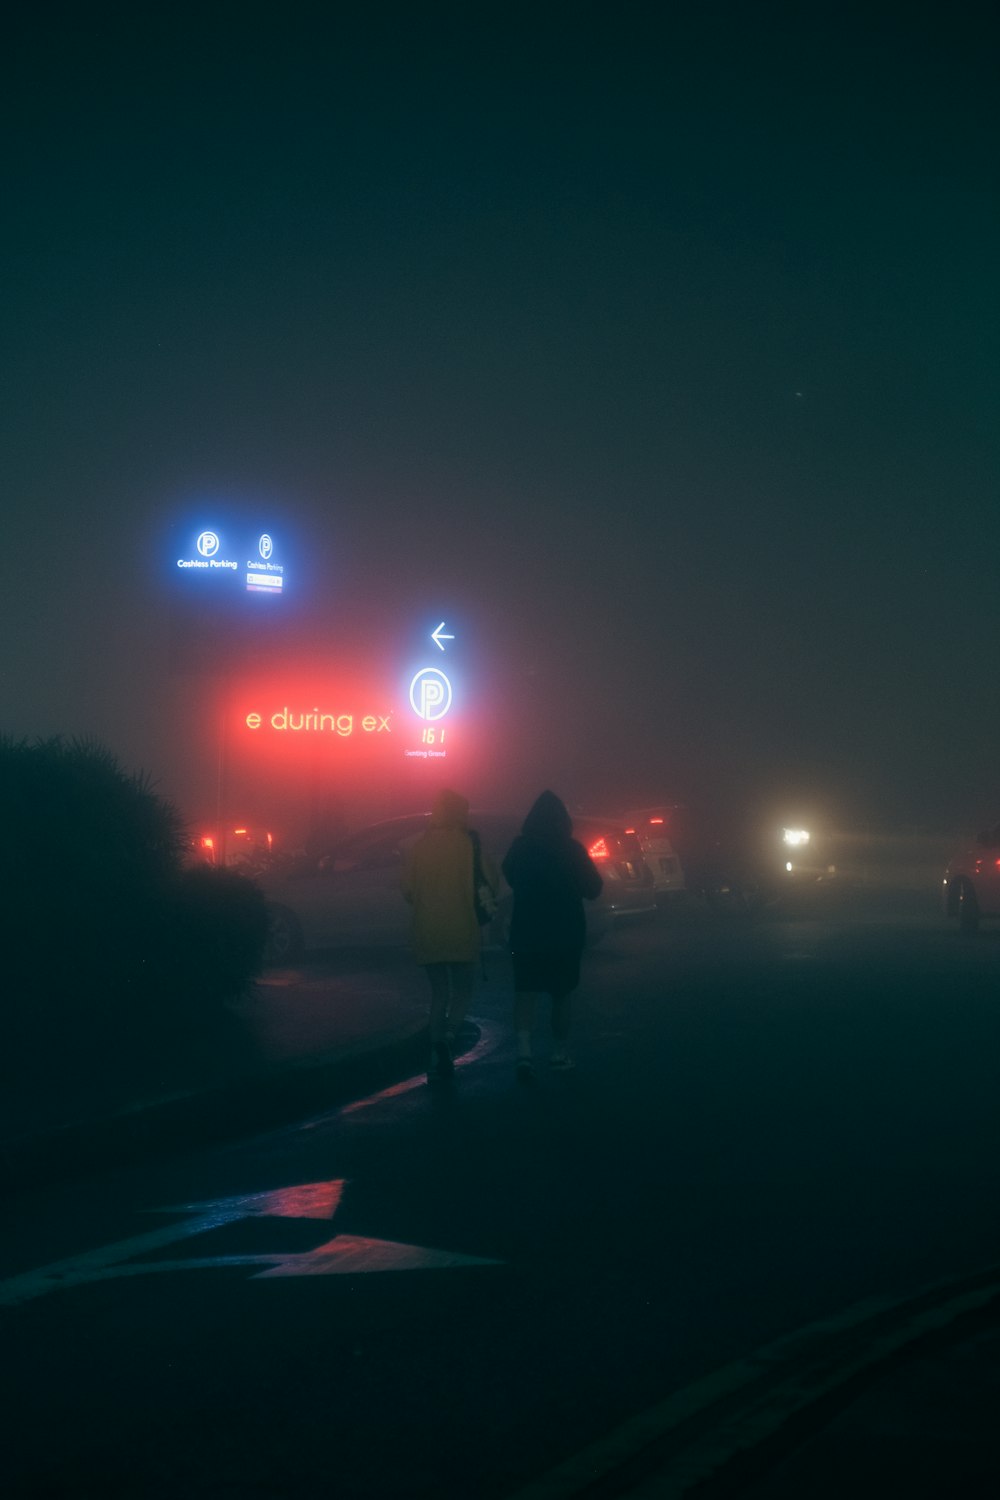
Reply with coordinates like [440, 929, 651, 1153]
[402, 788, 499, 1083]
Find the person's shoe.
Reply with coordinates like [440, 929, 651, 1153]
[516, 1056, 536, 1084]
[549, 1052, 575, 1071]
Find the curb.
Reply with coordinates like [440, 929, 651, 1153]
[0, 1018, 432, 1198]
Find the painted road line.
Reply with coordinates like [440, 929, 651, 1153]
[503, 1263, 1000, 1500]
[0, 1177, 502, 1307]
[253, 1235, 501, 1276]
[0, 1180, 344, 1307]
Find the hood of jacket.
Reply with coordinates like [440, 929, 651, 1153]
[521, 790, 573, 843]
[429, 788, 470, 829]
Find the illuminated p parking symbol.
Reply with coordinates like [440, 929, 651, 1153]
[197, 530, 220, 557]
[258, 533, 273, 560]
[409, 667, 452, 721]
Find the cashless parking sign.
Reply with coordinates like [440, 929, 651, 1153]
[174, 525, 285, 593]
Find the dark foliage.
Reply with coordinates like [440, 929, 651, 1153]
[0, 737, 266, 1082]
[2, 736, 186, 993]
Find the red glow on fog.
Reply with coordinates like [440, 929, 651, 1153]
[214, 660, 481, 818]
[649, 816, 664, 825]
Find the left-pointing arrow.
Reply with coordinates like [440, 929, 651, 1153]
[0, 1180, 346, 1307]
[431, 621, 455, 651]
[252, 1235, 502, 1277]
[0, 1178, 503, 1306]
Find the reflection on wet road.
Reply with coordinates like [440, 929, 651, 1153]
[3, 891, 1000, 1498]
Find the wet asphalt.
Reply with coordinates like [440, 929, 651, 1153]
[2, 886, 999, 1498]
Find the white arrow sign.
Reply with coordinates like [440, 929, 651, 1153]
[0, 1179, 501, 1308]
[431, 621, 454, 651]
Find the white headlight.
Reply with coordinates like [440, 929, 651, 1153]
[783, 828, 810, 846]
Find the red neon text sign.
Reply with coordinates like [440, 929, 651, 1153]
[244, 708, 393, 737]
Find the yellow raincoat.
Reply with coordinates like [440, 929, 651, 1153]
[402, 789, 494, 964]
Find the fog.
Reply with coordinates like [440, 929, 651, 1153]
[3, 10, 996, 843]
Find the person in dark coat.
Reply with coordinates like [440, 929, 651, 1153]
[501, 790, 603, 1079]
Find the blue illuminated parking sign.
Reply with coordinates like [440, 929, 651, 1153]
[174, 524, 285, 594]
[176, 527, 238, 576]
[246, 531, 284, 593]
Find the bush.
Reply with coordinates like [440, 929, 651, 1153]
[0, 737, 266, 1070]
[1, 736, 186, 997]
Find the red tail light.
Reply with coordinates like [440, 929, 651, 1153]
[589, 837, 610, 861]
[649, 816, 664, 825]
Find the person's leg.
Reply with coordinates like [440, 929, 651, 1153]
[425, 964, 453, 1076]
[444, 962, 476, 1047]
[513, 990, 537, 1049]
[550, 991, 574, 1068]
[551, 991, 572, 1044]
[513, 989, 539, 1077]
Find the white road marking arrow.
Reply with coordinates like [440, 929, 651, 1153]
[0, 1179, 500, 1308]
[253, 1235, 500, 1277]
[431, 621, 454, 650]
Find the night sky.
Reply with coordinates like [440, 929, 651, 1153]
[3, 6, 997, 836]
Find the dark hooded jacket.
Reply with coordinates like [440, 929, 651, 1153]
[501, 791, 603, 954]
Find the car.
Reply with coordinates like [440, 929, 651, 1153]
[258, 813, 449, 962]
[256, 810, 645, 963]
[621, 806, 687, 898]
[187, 824, 276, 873]
[573, 814, 658, 919]
[943, 822, 1000, 933]
[618, 800, 745, 905]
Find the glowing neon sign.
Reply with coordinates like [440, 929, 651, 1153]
[175, 526, 285, 590]
[245, 708, 393, 736]
[409, 667, 452, 721]
[175, 526, 239, 572]
[247, 532, 284, 592]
